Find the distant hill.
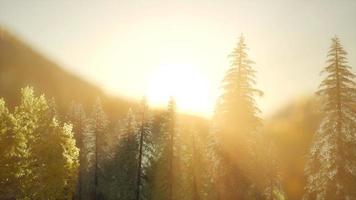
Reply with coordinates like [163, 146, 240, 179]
[0, 27, 133, 119]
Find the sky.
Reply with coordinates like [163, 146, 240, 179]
[0, 0, 355, 117]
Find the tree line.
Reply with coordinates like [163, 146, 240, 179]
[0, 35, 355, 200]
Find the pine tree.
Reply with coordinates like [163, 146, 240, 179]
[31, 97, 79, 199]
[183, 127, 208, 200]
[82, 114, 96, 200]
[135, 98, 154, 200]
[87, 98, 109, 199]
[67, 102, 88, 200]
[259, 140, 285, 200]
[13, 87, 50, 198]
[0, 98, 25, 199]
[0, 87, 79, 199]
[152, 97, 180, 200]
[212, 35, 263, 199]
[304, 37, 356, 200]
[111, 108, 139, 199]
[23, 88, 79, 199]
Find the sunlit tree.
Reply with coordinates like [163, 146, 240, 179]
[0, 98, 25, 199]
[0, 87, 79, 199]
[31, 120, 79, 199]
[212, 35, 264, 199]
[304, 37, 356, 200]
[14, 87, 52, 199]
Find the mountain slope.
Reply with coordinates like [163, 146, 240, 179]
[0, 27, 133, 119]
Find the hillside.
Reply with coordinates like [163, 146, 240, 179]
[0, 27, 133, 119]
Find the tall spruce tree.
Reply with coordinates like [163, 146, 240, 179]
[87, 98, 109, 199]
[0, 98, 25, 199]
[31, 97, 79, 199]
[135, 98, 154, 200]
[304, 37, 356, 200]
[259, 140, 285, 200]
[114, 108, 139, 199]
[152, 97, 180, 200]
[67, 102, 88, 200]
[212, 35, 263, 199]
[0, 87, 79, 199]
[183, 127, 209, 200]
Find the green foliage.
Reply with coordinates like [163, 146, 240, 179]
[0, 87, 79, 200]
[0, 98, 25, 199]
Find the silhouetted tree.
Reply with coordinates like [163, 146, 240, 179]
[304, 37, 356, 200]
[182, 127, 210, 200]
[152, 97, 181, 200]
[67, 102, 88, 200]
[135, 98, 154, 200]
[212, 35, 264, 199]
[111, 108, 139, 199]
[86, 98, 109, 199]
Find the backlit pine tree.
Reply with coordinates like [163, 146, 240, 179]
[183, 127, 210, 200]
[135, 98, 154, 200]
[86, 98, 109, 199]
[67, 102, 88, 200]
[304, 37, 356, 200]
[111, 108, 139, 199]
[212, 35, 264, 199]
[259, 140, 285, 200]
[152, 97, 181, 200]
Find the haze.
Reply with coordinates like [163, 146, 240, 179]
[0, 0, 355, 116]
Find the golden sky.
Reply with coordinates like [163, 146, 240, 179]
[0, 0, 355, 116]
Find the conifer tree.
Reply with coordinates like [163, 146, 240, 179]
[212, 35, 263, 199]
[183, 127, 209, 200]
[31, 97, 79, 199]
[0, 98, 25, 199]
[304, 37, 356, 200]
[0, 87, 79, 200]
[13, 87, 50, 198]
[136, 98, 154, 200]
[152, 97, 180, 200]
[87, 98, 109, 199]
[259, 140, 285, 200]
[111, 108, 139, 199]
[23, 88, 79, 199]
[67, 102, 88, 200]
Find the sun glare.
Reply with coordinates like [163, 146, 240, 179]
[146, 64, 211, 116]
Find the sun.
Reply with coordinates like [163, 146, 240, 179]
[146, 63, 211, 116]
